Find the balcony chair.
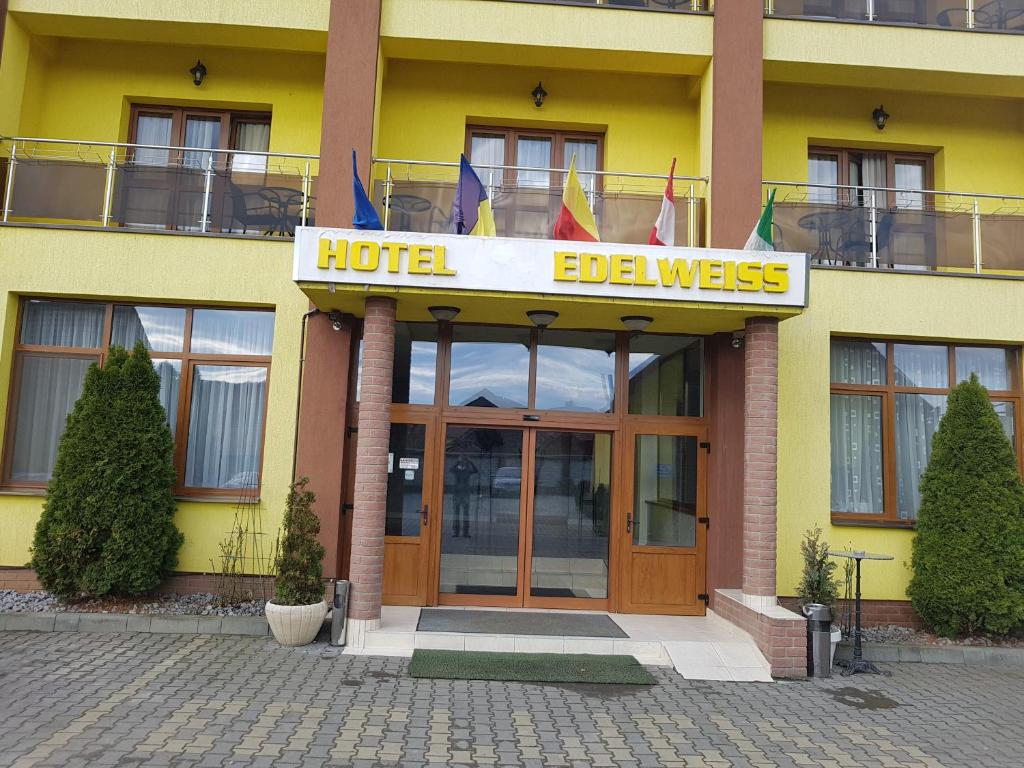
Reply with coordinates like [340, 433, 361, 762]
[838, 210, 895, 266]
[227, 181, 299, 236]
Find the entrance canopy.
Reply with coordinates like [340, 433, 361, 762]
[293, 228, 809, 333]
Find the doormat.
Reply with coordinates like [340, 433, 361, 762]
[409, 649, 656, 685]
[417, 608, 628, 638]
[454, 585, 575, 598]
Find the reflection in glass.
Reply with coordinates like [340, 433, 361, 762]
[993, 401, 1017, 453]
[535, 331, 615, 412]
[392, 323, 437, 405]
[830, 340, 887, 385]
[893, 344, 948, 388]
[956, 347, 1014, 391]
[448, 326, 530, 408]
[111, 306, 186, 352]
[20, 300, 105, 348]
[440, 427, 523, 596]
[628, 336, 702, 416]
[531, 432, 610, 599]
[896, 393, 947, 520]
[632, 435, 698, 548]
[190, 309, 275, 356]
[831, 394, 884, 514]
[385, 424, 425, 536]
[185, 365, 267, 489]
[10, 354, 96, 482]
[153, 359, 181, 438]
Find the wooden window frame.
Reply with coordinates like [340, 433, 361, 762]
[128, 104, 271, 166]
[830, 338, 1023, 527]
[1, 299, 274, 499]
[465, 125, 606, 190]
[808, 147, 935, 209]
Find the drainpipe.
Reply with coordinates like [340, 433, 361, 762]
[291, 308, 322, 483]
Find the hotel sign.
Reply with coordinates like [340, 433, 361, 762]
[293, 228, 808, 308]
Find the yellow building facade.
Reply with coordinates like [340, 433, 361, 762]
[2, 0, 1023, 674]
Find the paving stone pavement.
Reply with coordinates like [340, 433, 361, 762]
[1, 631, 1022, 768]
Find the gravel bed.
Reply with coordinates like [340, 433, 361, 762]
[0, 589, 265, 616]
[858, 623, 1024, 648]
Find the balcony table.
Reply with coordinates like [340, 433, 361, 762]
[827, 550, 894, 677]
[798, 208, 854, 264]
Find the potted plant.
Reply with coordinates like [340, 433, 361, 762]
[266, 478, 328, 646]
[797, 525, 842, 668]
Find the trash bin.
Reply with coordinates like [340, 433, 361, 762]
[330, 580, 350, 647]
[802, 603, 833, 678]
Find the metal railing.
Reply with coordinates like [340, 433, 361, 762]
[374, 158, 708, 247]
[765, 0, 1024, 33]
[1, 136, 319, 237]
[765, 180, 1024, 273]
[498, 0, 712, 13]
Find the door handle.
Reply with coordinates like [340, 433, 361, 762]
[625, 513, 632, 534]
[421, 504, 429, 526]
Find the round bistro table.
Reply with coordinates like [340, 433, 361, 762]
[828, 550, 894, 676]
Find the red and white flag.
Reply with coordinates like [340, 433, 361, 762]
[647, 158, 677, 247]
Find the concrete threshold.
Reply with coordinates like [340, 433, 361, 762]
[835, 641, 1024, 666]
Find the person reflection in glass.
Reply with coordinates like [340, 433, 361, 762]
[449, 453, 478, 538]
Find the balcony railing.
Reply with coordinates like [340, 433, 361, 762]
[1, 137, 318, 238]
[765, 0, 1024, 32]
[767, 181, 1024, 273]
[374, 158, 707, 247]
[497, 0, 712, 13]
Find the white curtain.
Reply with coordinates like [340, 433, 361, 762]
[830, 340, 886, 385]
[153, 359, 181, 438]
[830, 394, 885, 514]
[858, 152, 887, 209]
[10, 355, 95, 482]
[893, 344, 948, 388]
[134, 115, 172, 166]
[808, 155, 838, 204]
[564, 139, 598, 194]
[185, 365, 267, 489]
[189, 309, 275, 356]
[183, 118, 221, 170]
[470, 135, 505, 183]
[956, 346, 1012, 390]
[232, 123, 271, 174]
[895, 393, 945, 519]
[895, 161, 926, 210]
[21, 300, 105, 348]
[111, 305, 186, 353]
[517, 137, 551, 189]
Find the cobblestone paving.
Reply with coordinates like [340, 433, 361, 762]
[1, 631, 1022, 768]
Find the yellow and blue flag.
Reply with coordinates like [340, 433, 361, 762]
[452, 154, 496, 237]
[352, 149, 383, 230]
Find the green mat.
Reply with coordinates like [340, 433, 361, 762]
[408, 650, 657, 685]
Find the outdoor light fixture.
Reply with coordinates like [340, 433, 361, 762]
[731, 331, 745, 349]
[190, 59, 208, 87]
[872, 104, 889, 131]
[527, 309, 558, 329]
[531, 81, 548, 108]
[328, 311, 344, 331]
[620, 315, 653, 333]
[428, 306, 460, 322]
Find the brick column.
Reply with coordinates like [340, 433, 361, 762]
[742, 316, 779, 604]
[348, 297, 396, 627]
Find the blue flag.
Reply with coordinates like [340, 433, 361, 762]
[352, 149, 382, 230]
[452, 154, 496, 237]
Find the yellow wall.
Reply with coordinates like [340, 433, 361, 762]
[0, 228, 310, 573]
[777, 269, 1024, 600]
[764, 82, 1024, 206]
[376, 59, 701, 184]
[0, 14, 32, 135]
[14, 37, 325, 157]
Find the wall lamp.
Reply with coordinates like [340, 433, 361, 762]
[872, 104, 890, 131]
[190, 59, 208, 87]
[532, 81, 548, 108]
[620, 316, 653, 334]
[527, 309, 558, 329]
[428, 306, 460, 322]
[731, 331, 745, 349]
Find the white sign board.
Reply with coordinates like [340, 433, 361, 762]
[293, 228, 808, 308]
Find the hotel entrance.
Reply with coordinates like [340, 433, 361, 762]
[372, 322, 708, 615]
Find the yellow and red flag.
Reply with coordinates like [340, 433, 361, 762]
[553, 155, 600, 242]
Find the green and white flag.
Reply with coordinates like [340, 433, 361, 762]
[743, 189, 776, 252]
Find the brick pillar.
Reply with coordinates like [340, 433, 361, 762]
[348, 297, 396, 626]
[742, 316, 779, 604]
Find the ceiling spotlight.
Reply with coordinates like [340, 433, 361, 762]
[620, 315, 653, 333]
[872, 104, 890, 131]
[190, 59, 208, 87]
[428, 306, 460, 322]
[328, 311, 344, 331]
[527, 309, 558, 329]
[531, 81, 548, 108]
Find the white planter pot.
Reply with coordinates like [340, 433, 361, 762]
[265, 600, 328, 647]
[830, 629, 842, 670]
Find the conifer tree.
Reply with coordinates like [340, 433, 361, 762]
[908, 375, 1024, 636]
[273, 479, 325, 606]
[32, 342, 183, 599]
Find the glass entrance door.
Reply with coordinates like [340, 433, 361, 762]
[436, 426, 611, 607]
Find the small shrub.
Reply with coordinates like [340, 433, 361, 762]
[31, 342, 182, 599]
[273, 478, 325, 606]
[796, 525, 839, 607]
[908, 375, 1024, 637]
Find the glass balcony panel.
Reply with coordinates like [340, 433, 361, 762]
[979, 214, 1024, 271]
[771, 0, 870, 20]
[881, 209, 974, 270]
[9, 158, 107, 223]
[875, 1, 970, 29]
[974, 0, 1024, 31]
[497, 0, 712, 12]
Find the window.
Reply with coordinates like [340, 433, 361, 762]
[830, 339, 1021, 525]
[807, 147, 932, 209]
[3, 299, 274, 495]
[129, 105, 271, 170]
